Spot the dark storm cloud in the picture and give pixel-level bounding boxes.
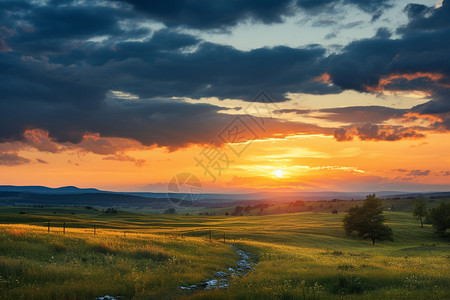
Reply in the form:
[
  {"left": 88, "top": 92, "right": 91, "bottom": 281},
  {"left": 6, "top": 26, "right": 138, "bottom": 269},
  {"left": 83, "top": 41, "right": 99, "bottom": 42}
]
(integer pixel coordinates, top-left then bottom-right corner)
[
  {"left": 1, "top": 77, "right": 332, "bottom": 148},
  {"left": 0, "top": 0, "right": 449, "bottom": 154},
  {"left": 0, "top": 30, "right": 336, "bottom": 113},
  {"left": 374, "top": 27, "right": 392, "bottom": 39},
  {"left": 327, "top": 0, "right": 450, "bottom": 131},
  {"left": 1, "top": 0, "right": 339, "bottom": 152},
  {"left": 120, "top": 0, "right": 295, "bottom": 30},
  {"left": 1, "top": 2, "right": 150, "bottom": 56},
  {"left": 295, "top": 0, "right": 392, "bottom": 14},
  {"left": 80, "top": 41, "right": 336, "bottom": 101},
  {"left": 401, "top": 1, "right": 450, "bottom": 31},
  {"left": 120, "top": 0, "right": 392, "bottom": 30},
  {"left": 328, "top": 1, "right": 450, "bottom": 94}
]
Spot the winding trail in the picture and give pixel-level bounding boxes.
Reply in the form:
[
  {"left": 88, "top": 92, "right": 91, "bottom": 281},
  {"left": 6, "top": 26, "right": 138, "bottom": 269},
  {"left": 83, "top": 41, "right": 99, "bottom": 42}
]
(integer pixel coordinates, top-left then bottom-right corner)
[{"left": 179, "top": 244, "right": 257, "bottom": 291}]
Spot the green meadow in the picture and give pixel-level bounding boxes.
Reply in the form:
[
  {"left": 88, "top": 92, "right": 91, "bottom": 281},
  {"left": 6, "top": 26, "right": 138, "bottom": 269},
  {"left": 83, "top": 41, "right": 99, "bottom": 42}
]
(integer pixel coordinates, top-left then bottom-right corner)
[{"left": 0, "top": 207, "right": 449, "bottom": 299}]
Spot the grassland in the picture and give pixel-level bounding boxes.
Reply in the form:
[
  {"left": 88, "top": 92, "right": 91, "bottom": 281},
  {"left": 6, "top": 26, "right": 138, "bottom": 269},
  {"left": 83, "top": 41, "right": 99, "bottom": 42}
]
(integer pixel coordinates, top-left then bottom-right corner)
[{"left": 0, "top": 206, "right": 449, "bottom": 299}]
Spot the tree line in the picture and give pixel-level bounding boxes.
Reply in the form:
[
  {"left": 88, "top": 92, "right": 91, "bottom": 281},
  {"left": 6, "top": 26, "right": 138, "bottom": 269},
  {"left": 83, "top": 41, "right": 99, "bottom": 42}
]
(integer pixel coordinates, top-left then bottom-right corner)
[
  {"left": 413, "top": 198, "right": 450, "bottom": 235},
  {"left": 343, "top": 194, "right": 449, "bottom": 245}
]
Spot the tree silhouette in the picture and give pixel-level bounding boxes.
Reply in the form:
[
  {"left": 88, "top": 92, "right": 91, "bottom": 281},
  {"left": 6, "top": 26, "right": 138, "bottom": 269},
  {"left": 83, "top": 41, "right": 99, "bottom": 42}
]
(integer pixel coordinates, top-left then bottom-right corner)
[
  {"left": 343, "top": 194, "right": 393, "bottom": 245},
  {"left": 413, "top": 198, "right": 427, "bottom": 228}
]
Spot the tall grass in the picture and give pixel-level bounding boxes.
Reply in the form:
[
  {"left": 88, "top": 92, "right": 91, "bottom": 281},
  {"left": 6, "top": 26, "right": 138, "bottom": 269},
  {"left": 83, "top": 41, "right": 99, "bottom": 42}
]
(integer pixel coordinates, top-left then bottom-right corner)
[{"left": 0, "top": 208, "right": 449, "bottom": 299}]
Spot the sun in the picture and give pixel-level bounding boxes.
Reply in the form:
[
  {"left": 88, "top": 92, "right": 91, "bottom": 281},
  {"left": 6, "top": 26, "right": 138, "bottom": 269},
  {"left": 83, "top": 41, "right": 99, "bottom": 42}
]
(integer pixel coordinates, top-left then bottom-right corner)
[{"left": 273, "top": 169, "right": 284, "bottom": 178}]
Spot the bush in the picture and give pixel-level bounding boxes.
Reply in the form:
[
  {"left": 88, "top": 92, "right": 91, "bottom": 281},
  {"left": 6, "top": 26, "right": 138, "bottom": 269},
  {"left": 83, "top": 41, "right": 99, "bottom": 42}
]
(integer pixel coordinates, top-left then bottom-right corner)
[{"left": 331, "top": 275, "right": 373, "bottom": 294}]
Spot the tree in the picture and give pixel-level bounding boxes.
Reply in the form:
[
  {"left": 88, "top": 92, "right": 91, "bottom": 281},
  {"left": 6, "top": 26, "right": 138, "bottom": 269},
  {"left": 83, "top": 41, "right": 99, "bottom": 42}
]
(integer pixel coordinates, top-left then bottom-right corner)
[
  {"left": 165, "top": 208, "right": 176, "bottom": 214},
  {"left": 428, "top": 201, "right": 450, "bottom": 236},
  {"left": 343, "top": 194, "right": 393, "bottom": 245},
  {"left": 413, "top": 199, "right": 427, "bottom": 228}
]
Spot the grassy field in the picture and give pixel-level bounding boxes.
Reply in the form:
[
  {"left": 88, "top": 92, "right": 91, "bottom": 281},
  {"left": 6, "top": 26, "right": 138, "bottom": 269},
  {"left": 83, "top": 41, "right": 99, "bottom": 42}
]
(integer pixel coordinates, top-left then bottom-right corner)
[{"left": 0, "top": 206, "right": 449, "bottom": 299}]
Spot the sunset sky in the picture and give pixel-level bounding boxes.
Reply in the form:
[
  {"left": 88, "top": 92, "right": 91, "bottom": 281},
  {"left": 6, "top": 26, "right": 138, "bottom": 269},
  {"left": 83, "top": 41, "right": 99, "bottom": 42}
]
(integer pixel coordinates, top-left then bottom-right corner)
[{"left": 1, "top": 0, "right": 449, "bottom": 193}]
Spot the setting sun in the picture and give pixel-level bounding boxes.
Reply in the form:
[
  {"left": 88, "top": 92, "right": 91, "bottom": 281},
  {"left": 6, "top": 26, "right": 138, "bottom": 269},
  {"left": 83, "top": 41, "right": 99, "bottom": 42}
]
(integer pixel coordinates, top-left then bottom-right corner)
[{"left": 274, "top": 169, "right": 284, "bottom": 178}]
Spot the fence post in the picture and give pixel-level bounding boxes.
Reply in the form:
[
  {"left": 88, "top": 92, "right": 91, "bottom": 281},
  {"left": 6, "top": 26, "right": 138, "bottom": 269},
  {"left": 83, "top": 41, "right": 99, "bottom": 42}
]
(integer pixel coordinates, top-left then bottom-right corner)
[
  {"left": 63, "top": 222, "right": 65, "bottom": 235},
  {"left": 47, "top": 221, "right": 50, "bottom": 233}
]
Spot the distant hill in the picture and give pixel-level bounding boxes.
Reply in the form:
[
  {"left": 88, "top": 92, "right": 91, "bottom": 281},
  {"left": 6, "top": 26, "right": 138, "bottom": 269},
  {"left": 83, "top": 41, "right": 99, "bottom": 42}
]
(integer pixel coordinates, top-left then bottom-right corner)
[
  {"left": 0, "top": 191, "right": 169, "bottom": 209},
  {"left": 0, "top": 185, "right": 103, "bottom": 194},
  {"left": 382, "top": 192, "right": 450, "bottom": 199},
  {"left": 0, "top": 185, "right": 448, "bottom": 209}
]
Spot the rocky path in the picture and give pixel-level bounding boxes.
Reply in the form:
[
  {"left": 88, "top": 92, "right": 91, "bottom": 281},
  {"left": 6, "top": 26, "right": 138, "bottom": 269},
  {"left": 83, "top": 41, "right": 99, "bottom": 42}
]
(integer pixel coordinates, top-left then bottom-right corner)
[{"left": 179, "top": 244, "right": 257, "bottom": 291}]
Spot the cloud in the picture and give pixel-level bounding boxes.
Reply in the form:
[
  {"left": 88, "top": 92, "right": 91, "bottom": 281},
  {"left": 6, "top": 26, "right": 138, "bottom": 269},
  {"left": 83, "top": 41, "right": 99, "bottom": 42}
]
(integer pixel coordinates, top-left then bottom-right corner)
[
  {"left": 356, "top": 123, "right": 425, "bottom": 141},
  {"left": 401, "top": 1, "right": 450, "bottom": 32},
  {"left": 275, "top": 105, "right": 407, "bottom": 124},
  {"left": 407, "top": 169, "right": 430, "bottom": 176},
  {"left": 2, "top": 2, "right": 149, "bottom": 55},
  {"left": 327, "top": 0, "right": 450, "bottom": 125},
  {"left": 274, "top": 109, "right": 312, "bottom": 115},
  {"left": 391, "top": 168, "right": 432, "bottom": 181},
  {"left": 392, "top": 168, "right": 408, "bottom": 172},
  {"left": 0, "top": 152, "right": 30, "bottom": 166},
  {"left": 0, "top": 0, "right": 448, "bottom": 154},
  {"left": 75, "top": 134, "right": 143, "bottom": 155},
  {"left": 321, "top": 0, "right": 450, "bottom": 137},
  {"left": 24, "top": 129, "right": 61, "bottom": 153},
  {"left": 333, "top": 123, "right": 426, "bottom": 142},
  {"left": 36, "top": 158, "right": 48, "bottom": 164},
  {"left": 319, "top": 106, "right": 407, "bottom": 123},
  {"left": 0, "top": 16, "right": 339, "bottom": 150},
  {"left": 374, "top": 27, "right": 392, "bottom": 39},
  {"left": 334, "top": 128, "right": 354, "bottom": 141},
  {"left": 295, "top": 0, "right": 392, "bottom": 16},
  {"left": 120, "top": 0, "right": 392, "bottom": 30},
  {"left": 103, "top": 153, "right": 146, "bottom": 167}
]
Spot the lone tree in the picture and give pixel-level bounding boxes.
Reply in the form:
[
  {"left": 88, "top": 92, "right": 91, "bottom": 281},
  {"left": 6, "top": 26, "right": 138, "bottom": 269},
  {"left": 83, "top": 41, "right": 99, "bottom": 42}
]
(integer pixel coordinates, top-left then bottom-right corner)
[
  {"left": 413, "top": 198, "right": 427, "bottom": 228},
  {"left": 428, "top": 201, "right": 450, "bottom": 236},
  {"left": 343, "top": 194, "right": 393, "bottom": 245}
]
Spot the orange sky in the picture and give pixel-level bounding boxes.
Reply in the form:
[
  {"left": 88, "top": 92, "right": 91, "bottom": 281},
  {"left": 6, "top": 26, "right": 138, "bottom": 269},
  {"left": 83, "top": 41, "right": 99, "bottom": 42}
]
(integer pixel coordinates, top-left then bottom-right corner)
[{"left": 1, "top": 91, "right": 449, "bottom": 193}]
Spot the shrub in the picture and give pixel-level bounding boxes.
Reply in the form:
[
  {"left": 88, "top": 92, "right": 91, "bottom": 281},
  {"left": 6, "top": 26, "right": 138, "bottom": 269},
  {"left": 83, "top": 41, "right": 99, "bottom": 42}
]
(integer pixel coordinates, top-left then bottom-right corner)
[{"left": 331, "top": 275, "right": 372, "bottom": 294}]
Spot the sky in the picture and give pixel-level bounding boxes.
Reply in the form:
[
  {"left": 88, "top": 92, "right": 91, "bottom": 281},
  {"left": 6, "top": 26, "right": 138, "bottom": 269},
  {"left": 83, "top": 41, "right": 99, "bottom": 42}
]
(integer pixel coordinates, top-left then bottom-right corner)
[{"left": 0, "top": 0, "right": 449, "bottom": 193}]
